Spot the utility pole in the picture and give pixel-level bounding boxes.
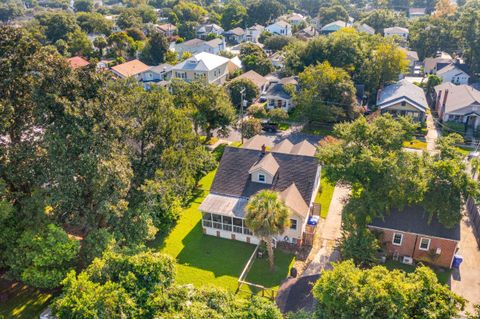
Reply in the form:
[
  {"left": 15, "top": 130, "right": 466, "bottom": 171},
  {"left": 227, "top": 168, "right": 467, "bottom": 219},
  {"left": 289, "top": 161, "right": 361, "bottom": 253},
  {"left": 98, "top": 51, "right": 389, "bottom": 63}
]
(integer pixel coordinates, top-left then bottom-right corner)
[{"left": 239, "top": 87, "right": 246, "bottom": 144}]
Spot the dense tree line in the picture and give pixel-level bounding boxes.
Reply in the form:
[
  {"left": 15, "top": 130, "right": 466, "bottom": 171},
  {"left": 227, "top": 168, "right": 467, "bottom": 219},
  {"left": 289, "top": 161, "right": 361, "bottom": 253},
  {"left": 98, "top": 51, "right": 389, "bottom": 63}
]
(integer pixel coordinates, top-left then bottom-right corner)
[{"left": 0, "top": 26, "right": 216, "bottom": 289}]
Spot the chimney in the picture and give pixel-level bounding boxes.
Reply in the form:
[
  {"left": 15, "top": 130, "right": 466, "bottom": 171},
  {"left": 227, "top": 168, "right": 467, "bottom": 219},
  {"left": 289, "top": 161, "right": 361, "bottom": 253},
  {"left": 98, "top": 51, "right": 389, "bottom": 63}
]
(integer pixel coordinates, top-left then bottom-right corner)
[
  {"left": 436, "top": 90, "right": 442, "bottom": 113},
  {"left": 261, "top": 144, "right": 266, "bottom": 154},
  {"left": 441, "top": 89, "right": 449, "bottom": 118}
]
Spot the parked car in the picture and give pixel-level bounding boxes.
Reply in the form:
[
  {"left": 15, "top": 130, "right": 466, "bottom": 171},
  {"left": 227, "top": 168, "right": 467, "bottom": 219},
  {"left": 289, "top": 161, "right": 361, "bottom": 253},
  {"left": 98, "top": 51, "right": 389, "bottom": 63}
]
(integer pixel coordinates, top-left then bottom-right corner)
[{"left": 261, "top": 122, "right": 278, "bottom": 133}]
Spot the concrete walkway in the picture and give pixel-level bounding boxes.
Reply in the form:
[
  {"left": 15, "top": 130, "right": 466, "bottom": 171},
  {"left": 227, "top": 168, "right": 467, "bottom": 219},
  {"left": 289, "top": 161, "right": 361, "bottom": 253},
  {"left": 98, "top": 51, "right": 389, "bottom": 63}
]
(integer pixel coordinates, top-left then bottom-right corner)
[
  {"left": 451, "top": 213, "right": 480, "bottom": 314},
  {"left": 426, "top": 112, "right": 441, "bottom": 154},
  {"left": 301, "top": 185, "right": 349, "bottom": 277}
]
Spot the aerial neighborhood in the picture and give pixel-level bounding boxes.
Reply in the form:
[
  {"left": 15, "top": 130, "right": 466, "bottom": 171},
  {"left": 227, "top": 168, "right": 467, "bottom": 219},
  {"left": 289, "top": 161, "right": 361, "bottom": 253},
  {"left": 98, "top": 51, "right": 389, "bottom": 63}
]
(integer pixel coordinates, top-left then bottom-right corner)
[{"left": 2, "top": 0, "right": 480, "bottom": 318}]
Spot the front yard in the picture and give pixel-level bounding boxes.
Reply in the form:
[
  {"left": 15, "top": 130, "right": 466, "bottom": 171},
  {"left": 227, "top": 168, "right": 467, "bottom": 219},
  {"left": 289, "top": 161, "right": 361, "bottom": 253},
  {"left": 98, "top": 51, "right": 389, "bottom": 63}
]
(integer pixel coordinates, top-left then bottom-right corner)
[
  {"left": 150, "top": 169, "right": 295, "bottom": 293},
  {"left": 384, "top": 260, "right": 451, "bottom": 285}
]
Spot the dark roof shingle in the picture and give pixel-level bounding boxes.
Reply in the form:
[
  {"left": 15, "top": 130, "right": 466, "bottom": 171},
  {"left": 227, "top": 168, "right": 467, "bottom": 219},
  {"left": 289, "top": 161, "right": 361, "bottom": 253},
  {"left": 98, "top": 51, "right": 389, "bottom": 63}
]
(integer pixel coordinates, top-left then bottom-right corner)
[
  {"left": 369, "top": 205, "right": 460, "bottom": 241},
  {"left": 210, "top": 147, "right": 319, "bottom": 203}
]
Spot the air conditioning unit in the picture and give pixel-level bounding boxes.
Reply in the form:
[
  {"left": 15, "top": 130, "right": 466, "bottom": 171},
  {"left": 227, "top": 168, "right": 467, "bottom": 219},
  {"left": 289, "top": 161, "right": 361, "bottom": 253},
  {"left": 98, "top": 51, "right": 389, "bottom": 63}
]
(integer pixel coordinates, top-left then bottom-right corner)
[
  {"left": 436, "top": 248, "right": 442, "bottom": 255},
  {"left": 402, "top": 256, "right": 414, "bottom": 265},
  {"left": 283, "top": 236, "right": 290, "bottom": 243}
]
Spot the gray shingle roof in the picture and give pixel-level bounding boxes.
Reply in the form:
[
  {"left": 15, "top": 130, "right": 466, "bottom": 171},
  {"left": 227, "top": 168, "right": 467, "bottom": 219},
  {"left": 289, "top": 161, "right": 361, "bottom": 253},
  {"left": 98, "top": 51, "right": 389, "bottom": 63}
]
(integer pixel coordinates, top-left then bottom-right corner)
[
  {"left": 377, "top": 79, "right": 428, "bottom": 112},
  {"left": 369, "top": 205, "right": 460, "bottom": 241},
  {"left": 210, "top": 147, "right": 319, "bottom": 203}
]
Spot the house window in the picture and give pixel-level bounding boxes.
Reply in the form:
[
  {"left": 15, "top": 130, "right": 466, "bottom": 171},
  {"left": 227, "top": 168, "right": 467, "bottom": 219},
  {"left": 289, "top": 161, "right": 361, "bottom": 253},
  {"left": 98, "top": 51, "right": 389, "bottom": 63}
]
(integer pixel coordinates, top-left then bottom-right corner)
[
  {"left": 419, "top": 237, "right": 431, "bottom": 251},
  {"left": 392, "top": 233, "right": 403, "bottom": 246},
  {"left": 258, "top": 174, "right": 266, "bottom": 182},
  {"left": 290, "top": 219, "right": 297, "bottom": 230}
]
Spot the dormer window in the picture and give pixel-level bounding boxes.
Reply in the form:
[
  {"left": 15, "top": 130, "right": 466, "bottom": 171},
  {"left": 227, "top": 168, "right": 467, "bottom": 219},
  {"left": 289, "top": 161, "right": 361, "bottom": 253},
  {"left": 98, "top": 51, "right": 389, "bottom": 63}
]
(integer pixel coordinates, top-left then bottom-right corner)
[{"left": 259, "top": 174, "right": 266, "bottom": 182}]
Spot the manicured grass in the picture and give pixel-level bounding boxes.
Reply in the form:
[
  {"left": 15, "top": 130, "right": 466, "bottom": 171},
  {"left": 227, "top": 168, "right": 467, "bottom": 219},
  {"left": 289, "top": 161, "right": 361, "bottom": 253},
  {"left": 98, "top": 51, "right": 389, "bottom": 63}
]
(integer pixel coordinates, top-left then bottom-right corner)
[
  {"left": 315, "top": 176, "right": 336, "bottom": 218},
  {"left": 151, "top": 169, "right": 294, "bottom": 293},
  {"left": 456, "top": 146, "right": 473, "bottom": 156},
  {"left": 278, "top": 122, "right": 290, "bottom": 131},
  {"left": 403, "top": 139, "right": 428, "bottom": 150},
  {"left": 0, "top": 279, "right": 52, "bottom": 319},
  {"left": 246, "top": 250, "right": 295, "bottom": 289},
  {"left": 384, "top": 260, "right": 451, "bottom": 285},
  {"left": 230, "top": 141, "right": 243, "bottom": 147}
]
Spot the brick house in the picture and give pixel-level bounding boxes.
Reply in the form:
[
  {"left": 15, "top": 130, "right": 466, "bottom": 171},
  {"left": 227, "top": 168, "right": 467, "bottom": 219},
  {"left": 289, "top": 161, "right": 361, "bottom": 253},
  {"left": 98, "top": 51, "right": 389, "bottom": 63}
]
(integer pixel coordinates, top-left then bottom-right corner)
[{"left": 369, "top": 206, "right": 460, "bottom": 268}]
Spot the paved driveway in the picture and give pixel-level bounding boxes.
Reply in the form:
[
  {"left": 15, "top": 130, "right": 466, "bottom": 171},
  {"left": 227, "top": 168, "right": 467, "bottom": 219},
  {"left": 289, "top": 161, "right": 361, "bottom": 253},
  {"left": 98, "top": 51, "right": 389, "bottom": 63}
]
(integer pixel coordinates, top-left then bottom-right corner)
[{"left": 451, "top": 213, "right": 480, "bottom": 314}]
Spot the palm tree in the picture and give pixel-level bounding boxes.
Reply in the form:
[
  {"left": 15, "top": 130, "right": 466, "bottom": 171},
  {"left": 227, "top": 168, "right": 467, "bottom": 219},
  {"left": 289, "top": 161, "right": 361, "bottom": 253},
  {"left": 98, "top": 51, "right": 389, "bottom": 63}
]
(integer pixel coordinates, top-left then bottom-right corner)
[{"left": 245, "top": 190, "right": 290, "bottom": 270}]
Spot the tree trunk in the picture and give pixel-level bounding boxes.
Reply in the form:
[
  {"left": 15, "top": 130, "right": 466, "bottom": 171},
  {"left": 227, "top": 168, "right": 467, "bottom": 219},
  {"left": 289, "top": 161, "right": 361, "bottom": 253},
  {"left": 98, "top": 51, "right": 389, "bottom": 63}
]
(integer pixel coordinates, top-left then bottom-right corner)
[
  {"left": 265, "top": 237, "right": 275, "bottom": 271},
  {"left": 205, "top": 128, "right": 213, "bottom": 143}
]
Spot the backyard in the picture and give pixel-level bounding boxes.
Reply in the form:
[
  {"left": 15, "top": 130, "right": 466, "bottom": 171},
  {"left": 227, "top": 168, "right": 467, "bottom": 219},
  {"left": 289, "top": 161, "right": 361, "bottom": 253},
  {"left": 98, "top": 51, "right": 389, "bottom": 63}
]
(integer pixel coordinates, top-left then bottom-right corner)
[
  {"left": 0, "top": 279, "right": 51, "bottom": 319},
  {"left": 150, "top": 168, "right": 295, "bottom": 293},
  {"left": 384, "top": 260, "right": 451, "bottom": 285}
]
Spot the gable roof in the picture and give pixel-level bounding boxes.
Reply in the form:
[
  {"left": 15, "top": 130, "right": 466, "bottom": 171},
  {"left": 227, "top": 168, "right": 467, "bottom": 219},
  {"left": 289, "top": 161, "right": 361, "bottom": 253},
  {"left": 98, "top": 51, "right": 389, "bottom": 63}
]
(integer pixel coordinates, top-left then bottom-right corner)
[
  {"left": 111, "top": 59, "right": 150, "bottom": 77},
  {"left": 248, "top": 153, "right": 280, "bottom": 176},
  {"left": 436, "top": 63, "right": 470, "bottom": 77},
  {"left": 242, "top": 135, "right": 273, "bottom": 150},
  {"left": 321, "top": 20, "right": 347, "bottom": 31},
  {"left": 268, "top": 20, "right": 291, "bottom": 28},
  {"left": 158, "top": 23, "right": 177, "bottom": 32},
  {"left": 384, "top": 26, "right": 409, "bottom": 34},
  {"left": 225, "top": 27, "right": 245, "bottom": 36},
  {"left": 248, "top": 24, "right": 265, "bottom": 31},
  {"left": 210, "top": 147, "right": 319, "bottom": 203},
  {"left": 291, "top": 140, "right": 317, "bottom": 156},
  {"left": 172, "top": 52, "right": 230, "bottom": 72},
  {"left": 197, "top": 23, "right": 224, "bottom": 34},
  {"left": 205, "top": 38, "right": 224, "bottom": 47},
  {"left": 369, "top": 205, "right": 460, "bottom": 241},
  {"left": 67, "top": 56, "right": 89, "bottom": 69},
  {"left": 180, "top": 38, "right": 205, "bottom": 47},
  {"left": 434, "top": 82, "right": 480, "bottom": 114},
  {"left": 148, "top": 63, "right": 173, "bottom": 74},
  {"left": 280, "top": 183, "right": 310, "bottom": 218},
  {"left": 377, "top": 79, "right": 428, "bottom": 112},
  {"left": 271, "top": 139, "right": 294, "bottom": 154},
  {"left": 356, "top": 23, "right": 375, "bottom": 34},
  {"left": 236, "top": 70, "right": 269, "bottom": 89}
]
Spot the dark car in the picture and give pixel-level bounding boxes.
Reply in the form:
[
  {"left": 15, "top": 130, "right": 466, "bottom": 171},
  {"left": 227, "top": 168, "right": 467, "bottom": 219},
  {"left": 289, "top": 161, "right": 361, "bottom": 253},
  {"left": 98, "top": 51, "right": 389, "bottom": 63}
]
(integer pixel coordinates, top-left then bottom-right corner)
[{"left": 261, "top": 122, "right": 278, "bottom": 133}]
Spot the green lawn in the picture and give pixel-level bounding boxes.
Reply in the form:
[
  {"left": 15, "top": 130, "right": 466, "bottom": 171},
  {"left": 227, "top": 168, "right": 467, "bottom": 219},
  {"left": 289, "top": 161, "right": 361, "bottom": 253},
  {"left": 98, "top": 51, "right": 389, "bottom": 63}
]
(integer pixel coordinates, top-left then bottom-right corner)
[
  {"left": 246, "top": 250, "right": 295, "bottom": 289},
  {"left": 384, "top": 261, "right": 451, "bottom": 285},
  {"left": 403, "top": 140, "right": 428, "bottom": 150},
  {"left": 315, "top": 176, "right": 336, "bottom": 218},
  {"left": 278, "top": 122, "right": 290, "bottom": 131},
  {"left": 151, "top": 169, "right": 294, "bottom": 293},
  {"left": 0, "top": 279, "right": 52, "bottom": 319}
]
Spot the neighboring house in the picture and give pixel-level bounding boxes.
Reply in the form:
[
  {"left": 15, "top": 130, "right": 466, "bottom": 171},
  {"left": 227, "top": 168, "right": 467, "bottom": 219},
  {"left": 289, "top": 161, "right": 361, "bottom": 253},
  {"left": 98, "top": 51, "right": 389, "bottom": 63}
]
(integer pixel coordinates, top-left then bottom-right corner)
[
  {"left": 223, "top": 27, "right": 245, "bottom": 44},
  {"left": 138, "top": 63, "right": 173, "bottom": 82},
  {"left": 67, "top": 56, "right": 89, "bottom": 69},
  {"left": 369, "top": 205, "right": 460, "bottom": 269},
  {"left": 265, "top": 76, "right": 298, "bottom": 111},
  {"left": 296, "top": 26, "right": 317, "bottom": 39},
  {"left": 175, "top": 38, "right": 225, "bottom": 57},
  {"left": 376, "top": 79, "right": 428, "bottom": 122},
  {"left": 245, "top": 24, "right": 265, "bottom": 43},
  {"left": 271, "top": 139, "right": 317, "bottom": 156},
  {"left": 157, "top": 23, "right": 177, "bottom": 37},
  {"left": 278, "top": 13, "right": 306, "bottom": 26},
  {"left": 199, "top": 145, "right": 321, "bottom": 246},
  {"left": 434, "top": 82, "right": 480, "bottom": 129},
  {"left": 236, "top": 70, "right": 270, "bottom": 94},
  {"left": 320, "top": 20, "right": 349, "bottom": 34},
  {"left": 400, "top": 48, "right": 420, "bottom": 72},
  {"left": 170, "top": 52, "right": 239, "bottom": 85},
  {"left": 356, "top": 23, "right": 375, "bottom": 35},
  {"left": 424, "top": 51, "right": 453, "bottom": 74},
  {"left": 269, "top": 51, "right": 285, "bottom": 69},
  {"left": 436, "top": 63, "right": 470, "bottom": 85},
  {"left": 266, "top": 20, "right": 292, "bottom": 36},
  {"left": 111, "top": 59, "right": 150, "bottom": 80},
  {"left": 196, "top": 23, "right": 224, "bottom": 39},
  {"left": 384, "top": 27, "right": 409, "bottom": 41},
  {"left": 408, "top": 8, "right": 426, "bottom": 19}
]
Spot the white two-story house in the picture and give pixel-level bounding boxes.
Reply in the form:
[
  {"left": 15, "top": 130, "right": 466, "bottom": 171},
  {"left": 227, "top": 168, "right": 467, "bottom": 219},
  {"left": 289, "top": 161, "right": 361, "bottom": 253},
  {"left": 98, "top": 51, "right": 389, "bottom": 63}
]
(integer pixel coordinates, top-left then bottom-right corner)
[
  {"left": 199, "top": 142, "right": 320, "bottom": 246},
  {"left": 170, "top": 52, "right": 240, "bottom": 85},
  {"left": 266, "top": 20, "right": 292, "bottom": 36}
]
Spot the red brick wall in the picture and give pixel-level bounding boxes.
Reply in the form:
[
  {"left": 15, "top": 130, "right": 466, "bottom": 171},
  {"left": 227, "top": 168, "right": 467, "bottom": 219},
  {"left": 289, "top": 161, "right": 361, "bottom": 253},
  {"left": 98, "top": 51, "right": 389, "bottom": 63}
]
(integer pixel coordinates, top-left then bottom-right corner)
[{"left": 372, "top": 228, "right": 458, "bottom": 268}]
